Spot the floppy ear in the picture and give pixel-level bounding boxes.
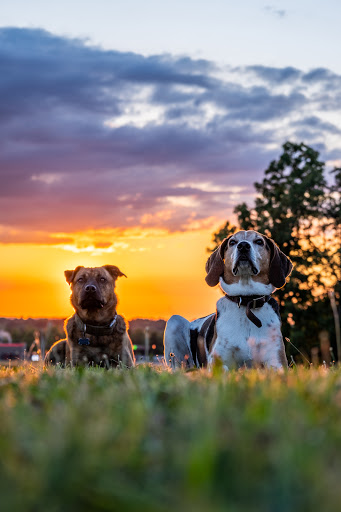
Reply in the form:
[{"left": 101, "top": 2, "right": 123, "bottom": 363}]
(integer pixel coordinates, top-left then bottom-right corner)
[
  {"left": 205, "top": 236, "right": 232, "bottom": 287},
  {"left": 64, "top": 266, "right": 84, "bottom": 285},
  {"left": 264, "top": 236, "right": 293, "bottom": 289},
  {"left": 103, "top": 265, "right": 127, "bottom": 280}
]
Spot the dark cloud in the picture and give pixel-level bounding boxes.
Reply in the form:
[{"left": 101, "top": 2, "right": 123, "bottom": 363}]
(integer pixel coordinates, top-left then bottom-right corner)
[
  {"left": 213, "top": 86, "right": 306, "bottom": 121},
  {"left": 0, "top": 27, "right": 340, "bottom": 242},
  {"left": 293, "top": 116, "right": 341, "bottom": 135},
  {"left": 302, "top": 68, "right": 337, "bottom": 82},
  {"left": 245, "top": 65, "right": 301, "bottom": 83}
]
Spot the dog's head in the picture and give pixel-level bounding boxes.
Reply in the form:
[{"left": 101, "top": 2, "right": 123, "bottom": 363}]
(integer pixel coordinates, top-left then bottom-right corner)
[
  {"left": 64, "top": 265, "right": 126, "bottom": 320},
  {"left": 205, "top": 230, "right": 292, "bottom": 292}
]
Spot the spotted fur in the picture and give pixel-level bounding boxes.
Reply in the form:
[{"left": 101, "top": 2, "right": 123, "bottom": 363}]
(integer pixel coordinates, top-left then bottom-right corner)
[{"left": 164, "top": 230, "right": 292, "bottom": 370}]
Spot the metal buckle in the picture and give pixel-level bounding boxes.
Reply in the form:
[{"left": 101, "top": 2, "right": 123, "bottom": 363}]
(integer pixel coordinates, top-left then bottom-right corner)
[
  {"left": 109, "top": 314, "right": 117, "bottom": 328},
  {"left": 252, "top": 296, "right": 265, "bottom": 309}
]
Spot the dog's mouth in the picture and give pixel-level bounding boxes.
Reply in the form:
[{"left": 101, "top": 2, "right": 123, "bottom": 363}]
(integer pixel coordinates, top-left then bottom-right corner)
[
  {"left": 79, "top": 297, "right": 106, "bottom": 310},
  {"left": 233, "top": 256, "right": 259, "bottom": 276}
]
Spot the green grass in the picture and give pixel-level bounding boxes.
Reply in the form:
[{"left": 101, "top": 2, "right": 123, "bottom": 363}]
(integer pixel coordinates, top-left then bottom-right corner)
[{"left": 1, "top": 364, "right": 341, "bottom": 511}]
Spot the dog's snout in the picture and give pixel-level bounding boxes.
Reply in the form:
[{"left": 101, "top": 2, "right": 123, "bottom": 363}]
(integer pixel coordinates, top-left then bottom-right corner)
[
  {"left": 237, "top": 241, "right": 251, "bottom": 253},
  {"left": 85, "top": 284, "right": 97, "bottom": 293}
]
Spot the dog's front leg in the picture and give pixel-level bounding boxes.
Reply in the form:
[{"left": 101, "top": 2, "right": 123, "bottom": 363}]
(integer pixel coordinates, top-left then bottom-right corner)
[
  {"left": 207, "top": 356, "right": 229, "bottom": 372},
  {"left": 207, "top": 339, "right": 229, "bottom": 371},
  {"left": 262, "top": 337, "right": 288, "bottom": 370}
]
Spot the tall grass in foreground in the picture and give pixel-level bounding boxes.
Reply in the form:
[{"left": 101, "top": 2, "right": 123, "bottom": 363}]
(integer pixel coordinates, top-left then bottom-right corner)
[{"left": 1, "top": 364, "right": 341, "bottom": 511}]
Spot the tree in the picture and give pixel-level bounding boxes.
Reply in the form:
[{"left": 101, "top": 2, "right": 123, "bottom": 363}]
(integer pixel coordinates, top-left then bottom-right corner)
[
  {"left": 325, "top": 167, "right": 341, "bottom": 290},
  {"left": 210, "top": 142, "right": 340, "bottom": 361},
  {"left": 208, "top": 221, "right": 237, "bottom": 252},
  {"left": 45, "top": 324, "right": 64, "bottom": 351}
]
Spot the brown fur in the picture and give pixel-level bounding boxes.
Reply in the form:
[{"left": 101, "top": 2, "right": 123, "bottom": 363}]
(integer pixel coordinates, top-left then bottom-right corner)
[
  {"left": 196, "top": 315, "right": 217, "bottom": 367},
  {"left": 222, "top": 231, "right": 271, "bottom": 284},
  {"left": 45, "top": 338, "right": 69, "bottom": 366},
  {"left": 278, "top": 346, "right": 288, "bottom": 367},
  {"left": 44, "top": 265, "right": 135, "bottom": 368}
]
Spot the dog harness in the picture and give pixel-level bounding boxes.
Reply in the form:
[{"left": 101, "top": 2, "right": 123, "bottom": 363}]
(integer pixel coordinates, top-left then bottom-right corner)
[{"left": 76, "top": 313, "right": 118, "bottom": 345}]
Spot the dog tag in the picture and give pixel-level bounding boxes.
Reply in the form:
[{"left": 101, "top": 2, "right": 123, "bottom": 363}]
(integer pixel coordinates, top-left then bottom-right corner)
[{"left": 78, "top": 337, "right": 90, "bottom": 346}]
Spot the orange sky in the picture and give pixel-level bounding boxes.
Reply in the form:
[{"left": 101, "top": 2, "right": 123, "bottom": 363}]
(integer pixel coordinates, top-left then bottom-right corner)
[
  {"left": 0, "top": 227, "right": 223, "bottom": 321},
  {"left": 4, "top": 27, "right": 340, "bottom": 324}
]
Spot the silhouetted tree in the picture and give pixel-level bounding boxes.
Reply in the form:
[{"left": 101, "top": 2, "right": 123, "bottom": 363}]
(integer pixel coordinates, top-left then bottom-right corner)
[{"left": 208, "top": 221, "right": 237, "bottom": 252}]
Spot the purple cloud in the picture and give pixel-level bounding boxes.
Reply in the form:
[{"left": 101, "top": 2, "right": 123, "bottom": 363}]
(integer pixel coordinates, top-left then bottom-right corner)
[{"left": 0, "top": 28, "right": 340, "bottom": 243}]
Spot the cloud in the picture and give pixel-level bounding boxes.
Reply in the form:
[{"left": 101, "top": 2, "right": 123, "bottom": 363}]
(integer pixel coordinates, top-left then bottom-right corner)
[
  {"left": 293, "top": 116, "right": 341, "bottom": 135},
  {"left": 0, "top": 27, "right": 340, "bottom": 244},
  {"left": 245, "top": 65, "right": 301, "bottom": 84},
  {"left": 302, "top": 68, "right": 338, "bottom": 83}
]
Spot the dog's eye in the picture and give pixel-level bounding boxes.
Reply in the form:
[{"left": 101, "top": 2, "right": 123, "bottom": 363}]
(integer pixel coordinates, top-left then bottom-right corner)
[
  {"left": 255, "top": 239, "right": 264, "bottom": 246},
  {"left": 229, "top": 239, "right": 237, "bottom": 246},
  {"left": 100, "top": 277, "right": 107, "bottom": 283},
  {"left": 77, "top": 277, "right": 84, "bottom": 283}
]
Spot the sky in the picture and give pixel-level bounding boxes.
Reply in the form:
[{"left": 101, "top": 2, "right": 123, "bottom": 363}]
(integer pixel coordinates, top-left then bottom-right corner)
[{"left": 0, "top": 1, "right": 341, "bottom": 320}]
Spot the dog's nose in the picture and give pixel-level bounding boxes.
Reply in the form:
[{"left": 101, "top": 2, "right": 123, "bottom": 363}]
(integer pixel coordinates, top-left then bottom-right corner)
[
  {"left": 85, "top": 284, "right": 97, "bottom": 293},
  {"left": 237, "top": 241, "right": 251, "bottom": 253}
]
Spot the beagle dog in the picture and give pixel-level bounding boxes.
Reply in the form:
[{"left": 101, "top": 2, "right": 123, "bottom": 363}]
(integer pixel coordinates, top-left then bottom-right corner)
[{"left": 164, "top": 230, "right": 292, "bottom": 370}]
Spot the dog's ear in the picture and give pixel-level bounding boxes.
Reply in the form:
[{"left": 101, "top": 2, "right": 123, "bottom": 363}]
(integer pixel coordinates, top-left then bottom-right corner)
[
  {"left": 64, "top": 266, "right": 84, "bottom": 285},
  {"left": 103, "top": 265, "right": 127, "bottom": 280},
  {"left": 205, "top": 236, "right": 232, "bottom": 287},
  {"left": 264, "top": 236, "right": 293, "bottom": 289}
]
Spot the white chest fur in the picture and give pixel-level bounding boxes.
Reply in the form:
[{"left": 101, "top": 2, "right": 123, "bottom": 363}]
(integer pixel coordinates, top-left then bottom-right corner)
[{"left": 208, "top": 296, "right": 284, "bottom": 369}]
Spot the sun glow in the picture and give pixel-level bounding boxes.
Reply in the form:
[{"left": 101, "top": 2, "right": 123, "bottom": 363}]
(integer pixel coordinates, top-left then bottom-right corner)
[{"left": 0, "top": 227, "right": 222, "bottom": 321}]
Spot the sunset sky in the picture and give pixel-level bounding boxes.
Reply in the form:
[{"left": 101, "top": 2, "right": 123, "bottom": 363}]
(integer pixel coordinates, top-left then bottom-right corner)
[{"left": 1, "top": 1, "right": 341, "bottom": 320}]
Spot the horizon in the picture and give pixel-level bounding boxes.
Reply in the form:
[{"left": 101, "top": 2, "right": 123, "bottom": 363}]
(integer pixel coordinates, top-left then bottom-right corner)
[{"left": 0, "top": 314, "right": 168, "bottom": 323}]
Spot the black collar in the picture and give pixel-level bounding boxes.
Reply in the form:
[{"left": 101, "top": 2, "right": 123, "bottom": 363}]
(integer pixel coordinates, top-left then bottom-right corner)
[
  {"left": 76, "top": 313, "right": 118, "bottom": 337},
  {"left": 224, "top": 295, "right": 271, "bottom": 328}
]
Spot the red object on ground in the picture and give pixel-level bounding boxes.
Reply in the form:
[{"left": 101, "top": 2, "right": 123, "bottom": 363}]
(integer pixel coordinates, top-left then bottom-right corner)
[{"left": 0, "top": 343, "right": 25, "bottom": 347}]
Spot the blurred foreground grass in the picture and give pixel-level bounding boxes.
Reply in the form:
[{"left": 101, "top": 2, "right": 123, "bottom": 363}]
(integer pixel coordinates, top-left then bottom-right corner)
[{"left": 1, "top": 364, "right": 341, "bottom": 511}]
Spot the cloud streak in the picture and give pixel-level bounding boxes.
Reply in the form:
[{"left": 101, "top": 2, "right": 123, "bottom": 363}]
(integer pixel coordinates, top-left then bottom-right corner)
[{"left": 1, "top": 28, "right": 341, "bottom": 245}]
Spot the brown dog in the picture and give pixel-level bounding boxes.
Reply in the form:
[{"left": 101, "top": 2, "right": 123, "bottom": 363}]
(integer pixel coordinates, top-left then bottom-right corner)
[{"left": 45, "top": 265, "right": 135, "bottom": 368}]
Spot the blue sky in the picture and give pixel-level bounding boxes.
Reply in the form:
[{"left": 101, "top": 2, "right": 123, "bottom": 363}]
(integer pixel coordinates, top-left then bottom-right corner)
[
  {"left": 2, "top": 0, "right": 341, "bottom": 72},
  {"left": 1, "top": 1, "right": 341, "bottom": 244}
]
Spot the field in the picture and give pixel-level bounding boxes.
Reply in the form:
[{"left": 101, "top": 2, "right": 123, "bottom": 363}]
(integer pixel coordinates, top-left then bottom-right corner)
[{"left": 1, "top": 364, "right": 341, "bottom": 511}]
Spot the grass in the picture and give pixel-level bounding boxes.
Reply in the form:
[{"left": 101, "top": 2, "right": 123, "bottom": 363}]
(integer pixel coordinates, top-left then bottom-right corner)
[{"left": 1, "top": 363, "right": 341, "bottom": 511}]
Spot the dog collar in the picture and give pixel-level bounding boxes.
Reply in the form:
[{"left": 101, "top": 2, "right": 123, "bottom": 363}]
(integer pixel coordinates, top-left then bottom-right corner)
[
  {"left": 224, "top": 295, "right": 271, "bottom": 328},
  {"left": 76, "top": 313, "right": 118, "bottom": 345}
]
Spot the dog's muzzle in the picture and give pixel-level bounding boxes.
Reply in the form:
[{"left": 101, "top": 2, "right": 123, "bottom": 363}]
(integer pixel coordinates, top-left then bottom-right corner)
[
  {"left": 80, "top": 286, "right": 105, "bottom": 309},
  {"left": 233, "top": 242, "right": 258, "bottom": 275}
]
